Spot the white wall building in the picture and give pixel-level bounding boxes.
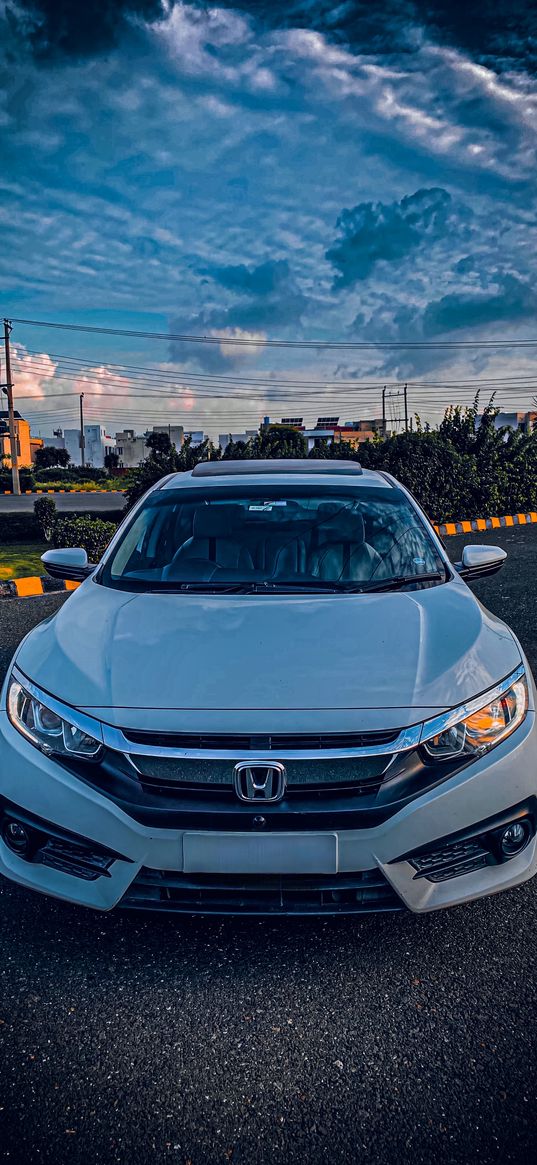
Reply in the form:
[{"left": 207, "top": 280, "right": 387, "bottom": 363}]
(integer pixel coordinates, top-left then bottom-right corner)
[
  {"left": 63, "top": 425, "right": 114, "bottom": 468},
  {"left": 219, "top": 430, "right": 258, "bottom": 451},
  {"left": 115, "top": 429, "right": 148, "bottom": 468}
]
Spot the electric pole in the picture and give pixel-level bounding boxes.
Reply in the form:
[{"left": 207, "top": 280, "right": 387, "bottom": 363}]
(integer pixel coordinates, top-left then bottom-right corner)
[
  {"left": 2, "top": 318, "right": 21, "bottom": 495},
  {"left": 382, "top": 385, "right": 386, "bottom": 435},
  {"left": 79, "top": 393, "right": 85, "bottom": 467},
  {"left": 404, "top": 383, "right": 409, "bottom": 433}
]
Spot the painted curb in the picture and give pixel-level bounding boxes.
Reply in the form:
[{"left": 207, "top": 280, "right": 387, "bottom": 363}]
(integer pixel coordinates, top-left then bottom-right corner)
[
  {"left": 433, "top": 512, "right": 537, "bottom": 536},
  {"left": 0, "top": 576, "right": 80, "bottom": 598},
  {"left": 1, "top": 490, "right": 125, "bottom": 495}
]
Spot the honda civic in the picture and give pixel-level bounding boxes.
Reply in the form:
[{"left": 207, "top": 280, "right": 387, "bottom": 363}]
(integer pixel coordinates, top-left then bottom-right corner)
[{"left": 0, "top": 459, "right": 535, "bottom": 915}]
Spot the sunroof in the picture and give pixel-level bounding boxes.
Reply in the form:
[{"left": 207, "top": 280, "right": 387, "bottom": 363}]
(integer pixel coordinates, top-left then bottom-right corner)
[{"left": 191, "top": 459, "right": 363, "bottom": 477}]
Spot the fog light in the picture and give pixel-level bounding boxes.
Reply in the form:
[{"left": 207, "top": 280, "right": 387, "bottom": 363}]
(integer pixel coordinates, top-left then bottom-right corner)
[
  {"left": 500, "top": 821, "right": 531, "bottom": 857},
  {"left": 3, "top": 820, "right": 31, "bottom": 855}
]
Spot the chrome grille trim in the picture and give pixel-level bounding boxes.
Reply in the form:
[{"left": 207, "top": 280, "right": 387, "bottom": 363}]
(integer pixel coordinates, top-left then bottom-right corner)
[{"left": 102, "top": 722, "right": 422, "bottom": 760}]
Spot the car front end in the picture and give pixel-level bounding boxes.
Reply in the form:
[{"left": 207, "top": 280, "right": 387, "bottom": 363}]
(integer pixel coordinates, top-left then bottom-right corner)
[{"left": 1, "top": 645, "right": 536, "bottom": 916}]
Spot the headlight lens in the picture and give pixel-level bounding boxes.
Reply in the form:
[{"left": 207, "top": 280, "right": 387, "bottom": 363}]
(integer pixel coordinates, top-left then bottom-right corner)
[
  {"left": 7, "top": 678, "right": 102, "bottom": 759},
  {"left": 422, "top": 675, "right": 528, "bottom": 760}
]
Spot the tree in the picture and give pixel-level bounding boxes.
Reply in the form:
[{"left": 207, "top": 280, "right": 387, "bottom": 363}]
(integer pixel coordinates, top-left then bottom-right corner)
[
  {"left": 34, "top": 446, "right": 71, "bottom": 470},
  {"left": 104, "top": 449, "right": 120, "bottom": 472},
  {"left": 146, "top": 431, "right": 173, "bottom": 458},
  {"left": 249, "top": 425, "right": 307, "bottom": 459}
]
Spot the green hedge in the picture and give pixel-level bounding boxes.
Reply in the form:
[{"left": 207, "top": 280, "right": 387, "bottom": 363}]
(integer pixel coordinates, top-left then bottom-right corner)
[
  {"left": 0, "top": 513, "right": 41, "bottom": 543},
  {"left": 53, "top": 517, "right": 118, "bottom": 561},
  {"left": 0, "top": 508, "right": 125, "bottom": 544}
]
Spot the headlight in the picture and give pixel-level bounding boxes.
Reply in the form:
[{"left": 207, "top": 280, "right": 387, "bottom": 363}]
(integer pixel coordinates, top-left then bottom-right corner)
[
  {"left": 7, "top": 676, "right": 103, "bottom": 760},
  {"left": 422, "top": 670, "right": 528, "bottom": 761}
]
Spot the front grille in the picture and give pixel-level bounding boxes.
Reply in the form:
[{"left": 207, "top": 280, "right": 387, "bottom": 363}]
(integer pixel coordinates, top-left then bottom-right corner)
[
  {"left": 122, "top": 728, "right": 400, "bottom": 751},
  {"left": 120, "top": 867, "right": 403, "bottom": 914},
  {"left": 410, "top": 839, "right": 491, "bottom": 882},
  {"left": 130, "top": 755, "right": 390, "bottom": 797}
]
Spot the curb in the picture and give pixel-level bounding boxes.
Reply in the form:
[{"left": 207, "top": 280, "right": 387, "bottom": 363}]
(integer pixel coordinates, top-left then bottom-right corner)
[
  {"left": 1, "top": 490, "right": 125, "bottom": 495},
  {"left": 433, "top": 512, "right": 537, "bottom": 536},
  {"left": 0, "top": 576, "right": 80, "bottom": 599}
]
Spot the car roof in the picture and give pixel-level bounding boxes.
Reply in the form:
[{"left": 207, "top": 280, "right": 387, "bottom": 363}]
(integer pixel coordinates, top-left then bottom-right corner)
[{"left": 159, "top": 459, "right": 393, "bottom": 490}]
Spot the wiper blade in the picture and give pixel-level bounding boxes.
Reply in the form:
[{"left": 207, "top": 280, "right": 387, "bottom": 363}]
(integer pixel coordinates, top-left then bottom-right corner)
[{"left": 343, "top": 571, "right": 446, "bottom": 594}]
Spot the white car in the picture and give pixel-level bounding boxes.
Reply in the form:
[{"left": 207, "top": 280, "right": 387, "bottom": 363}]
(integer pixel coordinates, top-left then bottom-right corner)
[{"left": 0, "top": 459, "right": 535, "bottom": 915}]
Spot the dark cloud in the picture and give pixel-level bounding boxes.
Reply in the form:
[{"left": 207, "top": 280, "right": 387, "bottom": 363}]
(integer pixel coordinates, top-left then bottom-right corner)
[
  {"left": 4, "top": 0, "right": 165, "bottom": 59},
  {"left": 209, "top": 258, "right": 307, "bottom": 328},
  {"left": 169, "top": 259, "right": 308, "bottom": 370},
  {"left": 326, "top": 188, "right": 452, "bottom": 288},
  {"left": 422, "top": 273, "right": 537, "bottom": 335},
  {"left": 7, "top": 0, "right": 537, "bottom": 71},
  {"left": 196, "top": 1, "right": 537, "bottom": 74}
]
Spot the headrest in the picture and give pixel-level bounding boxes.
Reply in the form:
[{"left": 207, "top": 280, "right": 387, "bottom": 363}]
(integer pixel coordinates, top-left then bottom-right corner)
[
  {"left": 192, "top": 504, "right": 243, "bottom": 539},
  {"left": 317, "top": 508, "right": 365, "bottom": 545}
]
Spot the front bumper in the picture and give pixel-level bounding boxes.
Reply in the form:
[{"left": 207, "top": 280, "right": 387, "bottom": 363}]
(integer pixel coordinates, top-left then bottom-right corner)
[{"left": 1, "top": 703, "right": 537, "bottom": 915}]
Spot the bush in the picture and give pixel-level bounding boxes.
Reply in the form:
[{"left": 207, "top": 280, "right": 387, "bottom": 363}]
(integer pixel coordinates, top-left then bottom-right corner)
[
  {"left": 33, "top": 466, "right": 109, "bottom": 484},
  {"left": 34, "top": 496, "right": 57, "bottom": 542},
  {"left": 53, "top": 517, "right": 118, "bottom": 562},
  {"left": 0, "top": 468, "right": 35, "bottom": 492},
  {"left": 0, "top": 513, "right": 41, "bottom": 543}
]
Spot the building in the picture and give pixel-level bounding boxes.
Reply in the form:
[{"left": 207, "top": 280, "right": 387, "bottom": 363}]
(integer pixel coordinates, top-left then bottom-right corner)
[
  {"left": 479, "top": 411, "right": 537, "bottom": 433},
  {"left": 0, "top": 410, "right": 32, "bottom": 467},
  {"left": 29, "top": 436, "right": 44, "bottom": 462},
  {"left": 63, "top": 424, "right": 115, "bottom": 468},
  {"left": 265, "top": 416, "right": 387, "bottom": 452},
  {"left": 219, "top": 430, "right": 258, "bottom": 451},
  {"left": 184, "top": 430, "right": 207, "bottom": 447},
  {"left": 152, "top": 424, "right": 184, "bottom": 449},
  {"left": 115, "top": 429, "right": 148, "bottom": 469}
]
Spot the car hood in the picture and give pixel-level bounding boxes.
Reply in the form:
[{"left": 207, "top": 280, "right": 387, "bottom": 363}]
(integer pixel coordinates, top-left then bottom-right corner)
[{"left": 15, "top": 578, "right": 520, "bottom": 733}]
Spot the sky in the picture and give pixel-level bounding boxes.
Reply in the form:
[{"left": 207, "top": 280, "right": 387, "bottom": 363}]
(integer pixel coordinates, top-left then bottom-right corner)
[{"left": 2, "top": 1, "right": 537, "bottom": 439}]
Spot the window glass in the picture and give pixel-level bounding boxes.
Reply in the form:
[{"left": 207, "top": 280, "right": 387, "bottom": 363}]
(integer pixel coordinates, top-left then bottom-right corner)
[{"left": 99, "top": 486, "right": 444, "bottom": 591}]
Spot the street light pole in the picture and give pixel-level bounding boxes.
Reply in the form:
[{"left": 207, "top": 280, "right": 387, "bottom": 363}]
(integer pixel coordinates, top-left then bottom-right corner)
[
  {"left": 2, "top": 318, "right": 20, "bottom": 495},
  {"left": 79, "top": 393, "right": 85, "bottom": 468}
]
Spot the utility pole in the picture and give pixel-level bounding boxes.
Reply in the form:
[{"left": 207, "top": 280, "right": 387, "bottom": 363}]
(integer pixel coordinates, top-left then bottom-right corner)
[
  {"left": 382, "top": 385, "right": 386, "bottom": 434},
  {"left": 2, "top": 318, "right": 21, "bottom": 495},
  {"left": 79, "top": 393, "right": 85, "bottom": 468},
  {"left": 404, "top": 383, "right": 409, "bottom": 433}
]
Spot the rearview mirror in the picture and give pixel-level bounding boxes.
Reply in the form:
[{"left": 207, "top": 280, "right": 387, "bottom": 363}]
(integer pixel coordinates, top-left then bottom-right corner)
[
  {"left": 41, "top": 547, "right": 96, "bottom": 582},
  {"left": 456, "top": 544, "right": 507, "bottom": 582}
]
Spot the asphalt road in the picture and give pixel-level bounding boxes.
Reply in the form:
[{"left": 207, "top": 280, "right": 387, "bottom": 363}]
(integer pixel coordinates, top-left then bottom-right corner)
[
  {"left": 0, "top": 493, "right": 125, "bottom": 514},
  {"left": 0, "top": 526, "right": 536, "bottom": 1165}
]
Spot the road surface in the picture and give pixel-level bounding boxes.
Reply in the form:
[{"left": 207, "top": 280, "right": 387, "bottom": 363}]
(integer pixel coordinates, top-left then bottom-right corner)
[{"left": 0, "top": 492, "right": 125, "bottom": 514}]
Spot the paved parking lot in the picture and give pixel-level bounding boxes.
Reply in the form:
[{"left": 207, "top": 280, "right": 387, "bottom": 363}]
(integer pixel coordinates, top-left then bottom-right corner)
[{"left": 0, "top": 526, "right": 536, "bottom": 1164}]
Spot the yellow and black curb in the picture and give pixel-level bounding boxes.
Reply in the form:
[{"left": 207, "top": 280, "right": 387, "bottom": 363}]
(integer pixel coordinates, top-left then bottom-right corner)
[
  {"left": 0, "top": 489, "right": 125, "bottom": 495},
  {"left": 433, "top": 512, "right": 537, "bottom": 536},
  {"left": 0, "top": 577, "right": 80, "bottom": 599},
  {"left": 1, "top": 509, "right": 535, "bottom": 599}
]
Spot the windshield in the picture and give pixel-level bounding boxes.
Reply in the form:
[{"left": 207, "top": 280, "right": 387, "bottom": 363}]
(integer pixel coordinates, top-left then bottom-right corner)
[{"left": 99, "top": 485, "right": 446, "bottom": 592}]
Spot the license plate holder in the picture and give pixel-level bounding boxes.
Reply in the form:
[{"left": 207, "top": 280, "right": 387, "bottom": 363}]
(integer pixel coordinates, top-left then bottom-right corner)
[{"left": 182, "top": 832, "right": 338, "bottom": 875}]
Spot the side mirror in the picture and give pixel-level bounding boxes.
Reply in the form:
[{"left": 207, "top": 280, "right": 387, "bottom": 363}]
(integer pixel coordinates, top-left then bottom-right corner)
[
  {"left": 41, "top": 548, "right": 96, "bottom": 582},
  {"left": 456, "top": 544, "right": 507, "bottom": 582}
]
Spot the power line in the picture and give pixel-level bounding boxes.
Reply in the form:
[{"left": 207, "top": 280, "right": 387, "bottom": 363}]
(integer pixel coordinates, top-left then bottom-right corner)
[{"left": 9, "top": 316, "right": 537, "bottom": 350}]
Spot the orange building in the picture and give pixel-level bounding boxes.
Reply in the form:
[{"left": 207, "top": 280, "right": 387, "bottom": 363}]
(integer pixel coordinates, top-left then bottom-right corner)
[{"left": 0, "top": 410, "right": 33, "bottom": 467}]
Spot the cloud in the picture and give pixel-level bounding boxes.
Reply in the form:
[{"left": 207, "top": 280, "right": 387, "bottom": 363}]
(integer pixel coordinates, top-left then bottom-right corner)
[
  {"left": 11, "top": 344, "right": 57, "bottom": 398},
  {"left": 4, "top": 0, "right": 165, "bottom": 59},
  {"left": 422, "top": 273, "right": 537, "bottom": 335},
  {"left": 326, "top": 188, "right": 453, "bottom": 287},
  {"left": 168, "top": 259, "right": 308, "bottom": 370}
]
